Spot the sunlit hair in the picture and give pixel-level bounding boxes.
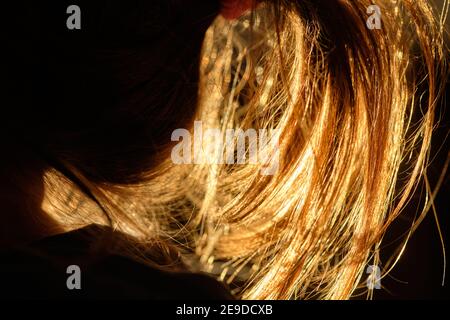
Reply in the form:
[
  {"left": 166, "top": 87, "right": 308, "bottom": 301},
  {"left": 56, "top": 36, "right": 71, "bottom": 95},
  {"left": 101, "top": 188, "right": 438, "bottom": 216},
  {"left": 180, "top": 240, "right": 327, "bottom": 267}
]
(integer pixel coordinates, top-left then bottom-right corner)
[{"left": 41, "top": 0, "right": 448, "bottom": 299}]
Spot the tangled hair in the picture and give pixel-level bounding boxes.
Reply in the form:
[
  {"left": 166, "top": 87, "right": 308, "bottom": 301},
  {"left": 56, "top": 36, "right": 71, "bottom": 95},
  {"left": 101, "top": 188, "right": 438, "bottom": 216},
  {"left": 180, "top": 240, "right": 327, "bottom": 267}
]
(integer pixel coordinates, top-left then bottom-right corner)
[{"left": 10, "top": 0, "right": 447, "bottom": 299}]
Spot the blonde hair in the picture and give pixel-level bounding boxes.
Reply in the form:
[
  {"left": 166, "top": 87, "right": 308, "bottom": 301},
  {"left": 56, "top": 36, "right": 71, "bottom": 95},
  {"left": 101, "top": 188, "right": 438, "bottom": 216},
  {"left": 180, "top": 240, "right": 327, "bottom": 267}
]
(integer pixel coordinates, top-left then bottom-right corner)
[{"left": 41, "top": 0, "right": 448, "bottom": 299}]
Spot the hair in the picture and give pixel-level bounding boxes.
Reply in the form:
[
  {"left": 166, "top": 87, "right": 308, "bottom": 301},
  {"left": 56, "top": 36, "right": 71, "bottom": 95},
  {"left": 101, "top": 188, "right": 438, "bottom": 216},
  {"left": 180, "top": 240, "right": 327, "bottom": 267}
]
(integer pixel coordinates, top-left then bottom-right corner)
[{"left": 4, "top": 0, "right": 448, "bottom": 299}]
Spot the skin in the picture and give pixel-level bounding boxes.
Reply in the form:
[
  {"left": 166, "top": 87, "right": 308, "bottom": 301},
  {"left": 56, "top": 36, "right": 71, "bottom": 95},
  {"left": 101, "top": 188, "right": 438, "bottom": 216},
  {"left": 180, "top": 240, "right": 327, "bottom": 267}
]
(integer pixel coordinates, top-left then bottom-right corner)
[
  {"left": 1, "top": 0, "right": 255, "bottom": 248},
  {"left": 220, "top": 0, "right": 255, "bottom": 19},
  {"left": 1, "top": 0, "right": 226, "bottom": 248},
  {"left": 0, "top": 144, "right": 61, "bottom": 249}
]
